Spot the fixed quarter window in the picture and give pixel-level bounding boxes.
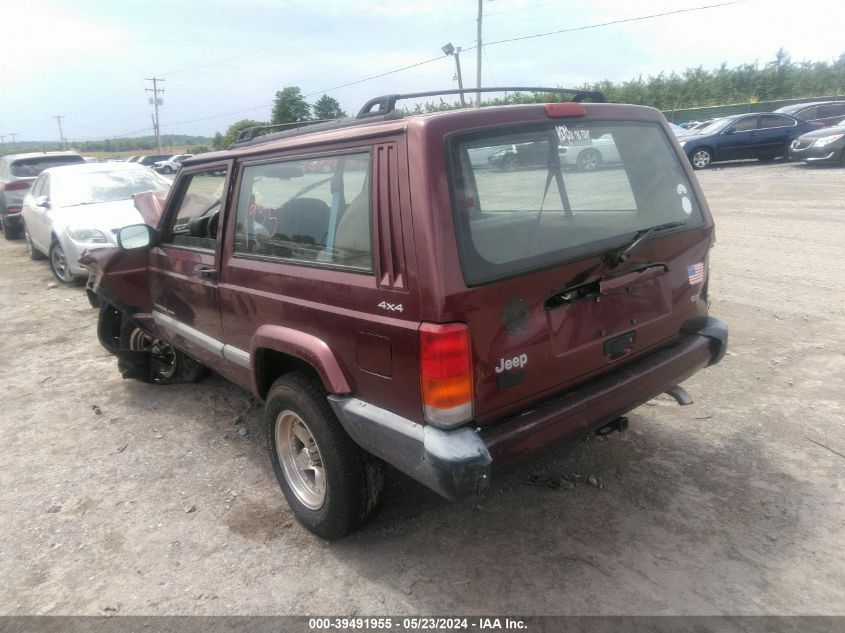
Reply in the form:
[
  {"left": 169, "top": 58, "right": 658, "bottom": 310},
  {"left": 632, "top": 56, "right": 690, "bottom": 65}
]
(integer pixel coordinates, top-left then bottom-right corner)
[{"left": 233, "top": 151, "right": 372, "bottom": 272}]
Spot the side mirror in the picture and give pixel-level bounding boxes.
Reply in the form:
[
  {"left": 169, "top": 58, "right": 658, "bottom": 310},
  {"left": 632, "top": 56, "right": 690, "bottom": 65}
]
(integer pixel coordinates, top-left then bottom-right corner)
[
  {"left": 117, "top": 224, "right": 154, "bottom": 250},
  {"left": 723, "top": 128, "right": 735, "bottom": 135},
  {"left": 35, "top": 195, "right": 50, "bottom": 209}
]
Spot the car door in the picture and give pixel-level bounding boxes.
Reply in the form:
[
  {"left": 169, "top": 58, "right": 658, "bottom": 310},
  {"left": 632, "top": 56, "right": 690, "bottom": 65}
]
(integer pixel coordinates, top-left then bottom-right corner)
[
  {"left": 757, "top": 114, "right": 797, "bottom": 155},
  {"left": 718, "top": 116, "right": 759, "bottom": 160},
  {"left": 27, "top": 174, "right": 53, "bottom": 252},
  {"left": 147, "top": 161, "right": 232, "bottom": 367}
]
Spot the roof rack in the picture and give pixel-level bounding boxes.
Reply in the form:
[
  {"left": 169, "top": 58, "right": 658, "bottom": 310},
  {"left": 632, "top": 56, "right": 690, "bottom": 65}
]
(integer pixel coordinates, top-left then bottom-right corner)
[
  {"left": 356, "top": 86, "right": 606, "bottom": 118},
  {"left": 226, "top": 110, "right": 404, "bottom": 150},
  {"left": 233, "top": 120, "right": 331, "bottom": 144},
  {"left": 227, "top": 87, "right": 606, "bottom": 150}
]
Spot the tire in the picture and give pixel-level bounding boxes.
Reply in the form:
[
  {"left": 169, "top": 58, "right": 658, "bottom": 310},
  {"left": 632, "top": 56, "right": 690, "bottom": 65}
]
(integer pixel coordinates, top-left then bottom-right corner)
[
  {"left": 24, "top": 224, "right": 45, "bottom": 260},
  {"left": 266, "top": 371, "right": 384, "bottom": 539},
  {"left": 690, "top": 148, "right": 712, "bottom": 170},
  {"left": 501, "top": 154, "right": 518, "bottom": 172},
  {"left": 2, "top": 218, "right": 21, "bottom": 240},
  {"left": 118, "top": 317, "right": 207, "bottom": 384},
  {"left": 163, "top": 165, "right": 174, "bottom": 174},
  {"left": 576, "top": 148, "right": 602, "bottom": 172},
  {"left": 49, "top": 240, "right": 80, "bottom": 283}
]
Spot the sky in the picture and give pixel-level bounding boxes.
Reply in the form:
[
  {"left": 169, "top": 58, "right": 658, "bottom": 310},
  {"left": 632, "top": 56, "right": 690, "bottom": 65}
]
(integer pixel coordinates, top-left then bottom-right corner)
[{"left": 1, "top": 0, "right": 843, "bottom": 143}]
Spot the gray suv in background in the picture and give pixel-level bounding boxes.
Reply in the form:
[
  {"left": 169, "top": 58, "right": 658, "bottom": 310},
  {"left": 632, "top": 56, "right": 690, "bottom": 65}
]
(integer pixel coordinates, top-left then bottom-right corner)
[{"left": 0, "top": 152, "right": 85, "bottom": 239}]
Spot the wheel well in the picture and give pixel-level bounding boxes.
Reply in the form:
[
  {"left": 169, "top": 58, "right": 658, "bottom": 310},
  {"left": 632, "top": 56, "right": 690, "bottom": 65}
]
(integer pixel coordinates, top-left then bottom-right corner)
[
  {"left": 689, "top": 145, "right": 714, "bottom": 157},
  {"left": 255, "top": 348, "right": 319, "bottom": 399}
]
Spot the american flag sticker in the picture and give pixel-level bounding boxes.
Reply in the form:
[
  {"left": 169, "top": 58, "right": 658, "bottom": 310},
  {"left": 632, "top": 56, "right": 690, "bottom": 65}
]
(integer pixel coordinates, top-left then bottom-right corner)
[{"left": 687, "top": 262, "right": 705, "bottom": 285}]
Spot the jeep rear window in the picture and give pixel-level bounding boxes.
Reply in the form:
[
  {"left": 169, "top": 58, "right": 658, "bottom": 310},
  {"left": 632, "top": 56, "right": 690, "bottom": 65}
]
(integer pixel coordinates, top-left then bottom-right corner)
[
  {"left": 10, "top": 155, "right": 84, "bottom": 178},
  {"left": 450, "top": 121, "right": 703, "bottom": 285}
]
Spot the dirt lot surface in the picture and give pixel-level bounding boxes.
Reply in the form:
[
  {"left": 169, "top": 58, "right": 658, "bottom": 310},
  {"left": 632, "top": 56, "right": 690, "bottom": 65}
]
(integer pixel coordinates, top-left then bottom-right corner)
[{"left": 0, "top": 160, "right": 843, "bottom": 616}]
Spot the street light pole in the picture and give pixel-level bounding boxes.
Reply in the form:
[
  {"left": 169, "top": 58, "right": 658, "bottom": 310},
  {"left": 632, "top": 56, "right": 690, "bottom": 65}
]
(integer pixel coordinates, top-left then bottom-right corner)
[
  {"left": 442, "top": 43, "right": 466, "bottom": 107},
  {"left": 476, "top": 0, "right": 484, "bottom": 106}
]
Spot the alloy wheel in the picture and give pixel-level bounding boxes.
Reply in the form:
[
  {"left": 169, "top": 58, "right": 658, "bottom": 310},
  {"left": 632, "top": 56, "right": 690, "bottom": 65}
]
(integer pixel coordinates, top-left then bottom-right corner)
[{"left": 276, "top": 410, "right": 326, "bottom": 510}]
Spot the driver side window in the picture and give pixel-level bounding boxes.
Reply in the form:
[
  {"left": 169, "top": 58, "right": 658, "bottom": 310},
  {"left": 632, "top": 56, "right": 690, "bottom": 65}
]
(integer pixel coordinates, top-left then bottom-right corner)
[{"left": 165, "top": 168, "right": 228, "bottom": 250}]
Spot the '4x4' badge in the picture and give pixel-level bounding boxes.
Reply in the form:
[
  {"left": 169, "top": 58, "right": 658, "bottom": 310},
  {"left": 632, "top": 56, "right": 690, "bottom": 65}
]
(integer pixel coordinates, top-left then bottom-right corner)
[{"left": 377, "top": 301, "right": 403, "bottom": 313}]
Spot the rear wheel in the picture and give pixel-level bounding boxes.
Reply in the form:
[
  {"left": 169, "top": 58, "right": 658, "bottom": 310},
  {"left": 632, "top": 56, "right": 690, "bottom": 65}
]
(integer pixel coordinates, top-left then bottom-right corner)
[
  {"left": 690, "top": 148, "right": 712, "bottom": 170},
  {"left": 501, "top": 154, "right": 518, "bottom": 172},
  {"left": 266, "top": 371, "right": 383, "bottom": 539},
  {"left": 576, "top": 148, "right": 602, "bottom": 172},
  {"left": 2, "top": 218, "right": 21, "bottom": 240}
]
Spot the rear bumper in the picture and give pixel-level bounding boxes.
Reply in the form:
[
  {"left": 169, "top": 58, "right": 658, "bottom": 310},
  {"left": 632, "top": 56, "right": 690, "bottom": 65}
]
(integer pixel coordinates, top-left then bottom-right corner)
[{"left": 330, "top": 317, "right": 728, "bottom": 501}]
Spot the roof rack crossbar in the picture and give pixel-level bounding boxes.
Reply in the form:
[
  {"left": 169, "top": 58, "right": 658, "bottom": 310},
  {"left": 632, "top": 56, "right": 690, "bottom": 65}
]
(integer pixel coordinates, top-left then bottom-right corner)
[{"left": 356, "top": 86, "right": 605, "bottom": 118}]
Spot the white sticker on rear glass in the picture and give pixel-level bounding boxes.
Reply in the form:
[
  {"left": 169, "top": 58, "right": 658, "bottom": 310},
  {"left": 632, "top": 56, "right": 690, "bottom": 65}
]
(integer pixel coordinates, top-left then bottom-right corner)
[
  {"left": 682, "top": 197, "right": 692, "bottom": 214},
  {"left": 677, "top": 183, "right": 688, "bottom": 195}
]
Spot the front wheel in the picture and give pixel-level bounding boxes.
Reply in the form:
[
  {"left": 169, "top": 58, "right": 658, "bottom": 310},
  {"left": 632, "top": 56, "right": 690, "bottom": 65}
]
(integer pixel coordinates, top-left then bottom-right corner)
[
  {"left": 118, "top": 317, "right": 206, "bottom": 384},
  {"left": 690, "top": 148, "right": 712, "bottom": 170},
  {"left": 266, "top": 371, "right": 383, "bottom": 539},
  {"left": 49, "top": 240, "right": 79, "bottom": 283}
]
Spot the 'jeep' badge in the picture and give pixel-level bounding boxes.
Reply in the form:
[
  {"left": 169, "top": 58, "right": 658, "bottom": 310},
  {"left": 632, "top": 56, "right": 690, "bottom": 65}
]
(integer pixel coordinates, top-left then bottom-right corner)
[{"left": 495, "top": 353, "right": 528, "bottom": 374}]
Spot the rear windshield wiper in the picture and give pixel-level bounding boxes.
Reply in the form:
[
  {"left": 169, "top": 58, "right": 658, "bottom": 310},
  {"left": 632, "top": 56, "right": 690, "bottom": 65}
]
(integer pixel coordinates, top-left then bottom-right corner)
[{"left": 606, "top": 220, "right": 687, "bottom": 267}]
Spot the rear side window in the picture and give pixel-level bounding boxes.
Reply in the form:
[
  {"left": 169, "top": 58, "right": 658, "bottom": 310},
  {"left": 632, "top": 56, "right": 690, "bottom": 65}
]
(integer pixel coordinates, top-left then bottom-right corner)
[
  {"left": 10, "top": 155, "right": 83, "bottom": 177},
  {"left": 819, "top": 103, "right": 845, "bottom": 118},
  {"left": 450, "top": 121, "right": 703, "bottom": 285},
  {"left": 233, "top": 151, "right": 372, "bottom": 271},
  {"left": 759, "top": 115, "right": 794, "bottom": 128}
]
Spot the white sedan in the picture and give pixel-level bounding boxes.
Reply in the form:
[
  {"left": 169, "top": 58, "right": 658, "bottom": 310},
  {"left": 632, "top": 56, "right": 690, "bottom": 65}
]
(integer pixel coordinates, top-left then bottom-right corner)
[{"left": 21, "top": 162, "right": 171, "bottom": 283}]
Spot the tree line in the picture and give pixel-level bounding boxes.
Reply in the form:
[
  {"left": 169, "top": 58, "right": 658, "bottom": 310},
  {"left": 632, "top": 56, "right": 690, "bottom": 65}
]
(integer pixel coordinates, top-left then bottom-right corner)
[{"left": 406, "top": 49, "right": 845, "bottom": 114}]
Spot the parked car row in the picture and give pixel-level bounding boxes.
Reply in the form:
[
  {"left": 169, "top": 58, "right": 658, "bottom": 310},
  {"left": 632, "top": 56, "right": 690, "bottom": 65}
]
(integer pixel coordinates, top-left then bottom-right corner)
[
  {"left": 12, "top": 161, "right": 171, "bottom": 282},
  {"left": 676, "top": 100, "right": 845, "bottom": 168}
]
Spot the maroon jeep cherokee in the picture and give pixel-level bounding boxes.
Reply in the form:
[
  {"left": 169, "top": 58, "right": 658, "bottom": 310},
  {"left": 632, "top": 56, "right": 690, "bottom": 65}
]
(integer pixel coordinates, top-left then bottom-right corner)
[{"left": 83, "top": 88, "right": 727, "bottom": 539}]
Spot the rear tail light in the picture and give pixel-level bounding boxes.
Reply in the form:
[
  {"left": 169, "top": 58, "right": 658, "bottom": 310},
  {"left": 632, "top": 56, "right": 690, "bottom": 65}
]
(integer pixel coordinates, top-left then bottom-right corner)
[
  {"left": 7, "top": 206, "right": 22, "bottom": 214},
  {"left": 419, "top": 322, "right": 473, "bottom": 428},
  {"left": 3, "top": 181, "right": 31, "bottom": 192}
]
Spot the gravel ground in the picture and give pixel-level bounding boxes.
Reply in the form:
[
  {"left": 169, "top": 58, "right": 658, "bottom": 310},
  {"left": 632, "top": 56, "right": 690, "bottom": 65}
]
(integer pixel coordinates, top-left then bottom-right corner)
[{"left": 0, "top": 159, "right": 843, "bottom": 616}]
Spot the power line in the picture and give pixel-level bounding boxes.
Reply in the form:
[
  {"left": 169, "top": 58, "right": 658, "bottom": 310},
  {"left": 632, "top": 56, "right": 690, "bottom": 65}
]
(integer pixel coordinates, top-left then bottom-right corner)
[
  {"left": 56, "top": 0, "right": 750, "bottom": 139},
  {"left": 484, "top": 1, "right": 748, "bottom": 47}
]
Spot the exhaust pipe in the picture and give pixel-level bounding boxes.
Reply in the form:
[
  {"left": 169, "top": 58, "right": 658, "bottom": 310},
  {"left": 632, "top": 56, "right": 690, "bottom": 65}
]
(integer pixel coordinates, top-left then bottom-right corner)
[{"left": 665, "top": 385, "right": 693, "bottom": 406}]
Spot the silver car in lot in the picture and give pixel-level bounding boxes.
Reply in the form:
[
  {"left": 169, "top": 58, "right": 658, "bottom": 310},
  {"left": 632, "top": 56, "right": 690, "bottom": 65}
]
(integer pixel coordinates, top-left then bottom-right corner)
[
  {"left": 0, "top": 152, "right": 85, "bottom": 240},
  {"left": 21, "top": 162, "right": 171, "bottom": 283}
]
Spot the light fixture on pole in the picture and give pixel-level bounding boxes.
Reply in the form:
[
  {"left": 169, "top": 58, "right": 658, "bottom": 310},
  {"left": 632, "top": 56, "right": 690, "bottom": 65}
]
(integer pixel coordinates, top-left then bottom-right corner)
[{"left": 442, "top": 42, "right": 466, "bottom": 107}]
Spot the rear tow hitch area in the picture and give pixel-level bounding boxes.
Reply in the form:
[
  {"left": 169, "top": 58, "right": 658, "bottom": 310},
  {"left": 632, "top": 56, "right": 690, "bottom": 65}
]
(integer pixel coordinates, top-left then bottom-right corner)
[
  {"left": 596, "top": 416, "right": 629, "bottom": 436},
  {"left": 664, "top": 385, "right": 694, "bottom": 405}
]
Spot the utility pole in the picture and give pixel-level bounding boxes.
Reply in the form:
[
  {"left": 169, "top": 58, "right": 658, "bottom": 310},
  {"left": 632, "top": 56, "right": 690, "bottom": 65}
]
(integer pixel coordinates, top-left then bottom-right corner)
[
  {"left": 442, "top": 43, "right": 466, "bottom": 107},
  {"left": 9, "top": 133, "right": 17, "bottom": 150},
  {"left": 476, "top": 0, "right": 484, "bottom": 106},
  {"left": 52, "top": 115, "right": 66, "bottom": 150},
  {"left": 145, "top": 77, "right": 165, "bottom": 153}
]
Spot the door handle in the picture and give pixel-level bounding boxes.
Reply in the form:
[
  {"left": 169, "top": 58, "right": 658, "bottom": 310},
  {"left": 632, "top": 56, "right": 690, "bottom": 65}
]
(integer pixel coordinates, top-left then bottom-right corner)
[{"left": 194, "top": 266, "right": 218, "bottom": 280}]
